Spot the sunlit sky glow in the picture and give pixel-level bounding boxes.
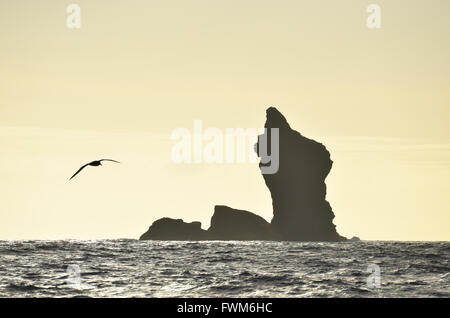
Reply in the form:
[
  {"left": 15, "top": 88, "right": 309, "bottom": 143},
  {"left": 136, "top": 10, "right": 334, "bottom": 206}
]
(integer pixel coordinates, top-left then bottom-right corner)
[{"left": 1, "top": 0, "right": 449, "bottom": 240}]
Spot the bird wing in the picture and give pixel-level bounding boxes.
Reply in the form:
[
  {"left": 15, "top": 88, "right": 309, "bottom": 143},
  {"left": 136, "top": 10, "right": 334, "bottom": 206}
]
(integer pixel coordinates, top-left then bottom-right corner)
[
  {"left": 99, "top": 159, "right": 120, "bottom": 163},
  {"left": 69, "top": 163, "right": 90, "bottom": 180}
]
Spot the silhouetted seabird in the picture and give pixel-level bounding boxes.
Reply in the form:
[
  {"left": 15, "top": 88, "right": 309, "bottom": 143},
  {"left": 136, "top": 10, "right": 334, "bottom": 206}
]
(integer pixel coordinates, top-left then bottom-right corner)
[{"left": 69, "top": 159, "right": 120, "bottom": 180}]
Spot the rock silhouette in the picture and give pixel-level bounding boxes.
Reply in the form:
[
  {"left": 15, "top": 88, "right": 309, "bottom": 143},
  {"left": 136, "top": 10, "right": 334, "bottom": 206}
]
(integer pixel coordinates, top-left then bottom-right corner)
[
  {"left": 208, "top": 206, "right": 281, "bottom": 240},
  {"left": 139, "top": 206, "right": 279, "bottom": 241},
  {"left": 140, "top": 107, "right": 346, "bottom": 241},
  {"left": 256, "top": 107, "right": 345, "bottom": 241},
  {"left": 139, "top": 218, "right": 207, "bottom": 240}
]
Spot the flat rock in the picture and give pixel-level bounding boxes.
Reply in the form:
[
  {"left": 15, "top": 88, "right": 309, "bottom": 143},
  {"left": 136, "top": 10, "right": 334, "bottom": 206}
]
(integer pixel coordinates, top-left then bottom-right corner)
[{"left": 139, "top": 218, "right": 207, "bottom": 241}]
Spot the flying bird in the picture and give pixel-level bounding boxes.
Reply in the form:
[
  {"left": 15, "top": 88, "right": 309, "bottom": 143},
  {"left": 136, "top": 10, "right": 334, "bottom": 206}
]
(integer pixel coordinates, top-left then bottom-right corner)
[{"left": 69, "top": 159, "right": 120, "bottom": 180}]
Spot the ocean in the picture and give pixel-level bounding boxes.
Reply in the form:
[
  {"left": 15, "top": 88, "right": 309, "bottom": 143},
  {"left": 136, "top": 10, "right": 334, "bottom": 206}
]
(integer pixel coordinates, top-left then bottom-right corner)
[{"left": 0, "top": 240, "right": 448, "bottom": 297}]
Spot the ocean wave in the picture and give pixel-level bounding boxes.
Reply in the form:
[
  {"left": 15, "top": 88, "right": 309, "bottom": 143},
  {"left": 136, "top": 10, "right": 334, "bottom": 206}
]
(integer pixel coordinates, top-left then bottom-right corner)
[{"left": 0, "top": 240, "right": 448, "bottom": 297}]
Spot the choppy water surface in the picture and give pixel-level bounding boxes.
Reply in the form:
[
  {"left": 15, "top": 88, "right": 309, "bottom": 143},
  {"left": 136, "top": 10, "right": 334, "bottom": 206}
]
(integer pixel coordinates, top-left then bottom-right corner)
[{"left": 0, "top": 240, "right": 448, "bottom": 297}]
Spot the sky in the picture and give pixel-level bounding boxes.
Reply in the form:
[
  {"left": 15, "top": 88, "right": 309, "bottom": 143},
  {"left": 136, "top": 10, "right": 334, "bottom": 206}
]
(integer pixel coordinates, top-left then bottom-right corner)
[{"left": 0, "top": 0, "right": 449, "bottom": 240}]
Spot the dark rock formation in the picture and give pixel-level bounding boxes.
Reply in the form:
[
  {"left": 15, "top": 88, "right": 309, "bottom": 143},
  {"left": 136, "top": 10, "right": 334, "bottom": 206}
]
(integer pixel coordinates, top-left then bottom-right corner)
[
  {"left": 139, "top": 218, "right": 207, "bottom": 240},
  {"left": 139, "top": 206, "right": 279, "bottom": 241},
  {"left": 208, "top": 206, "right": 280, "bottom": 240},
  {"left": 256, "top": 107, "right": 345, "bottom": 241},
  {"left": 139, "top": 107, "right": 345, "bottom": 242}
]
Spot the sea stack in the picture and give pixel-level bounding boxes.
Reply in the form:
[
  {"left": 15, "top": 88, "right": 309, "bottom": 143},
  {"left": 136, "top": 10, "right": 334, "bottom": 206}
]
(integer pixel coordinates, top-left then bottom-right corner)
[
  {"left": 139, "top": 218, "right": 207, "bottom": 240},
  {"left": 207, "top": 205, "right": 280, "bottom": 241},
  {"left": 256, "top": 107, "right": 345, "bottom": 241}
]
